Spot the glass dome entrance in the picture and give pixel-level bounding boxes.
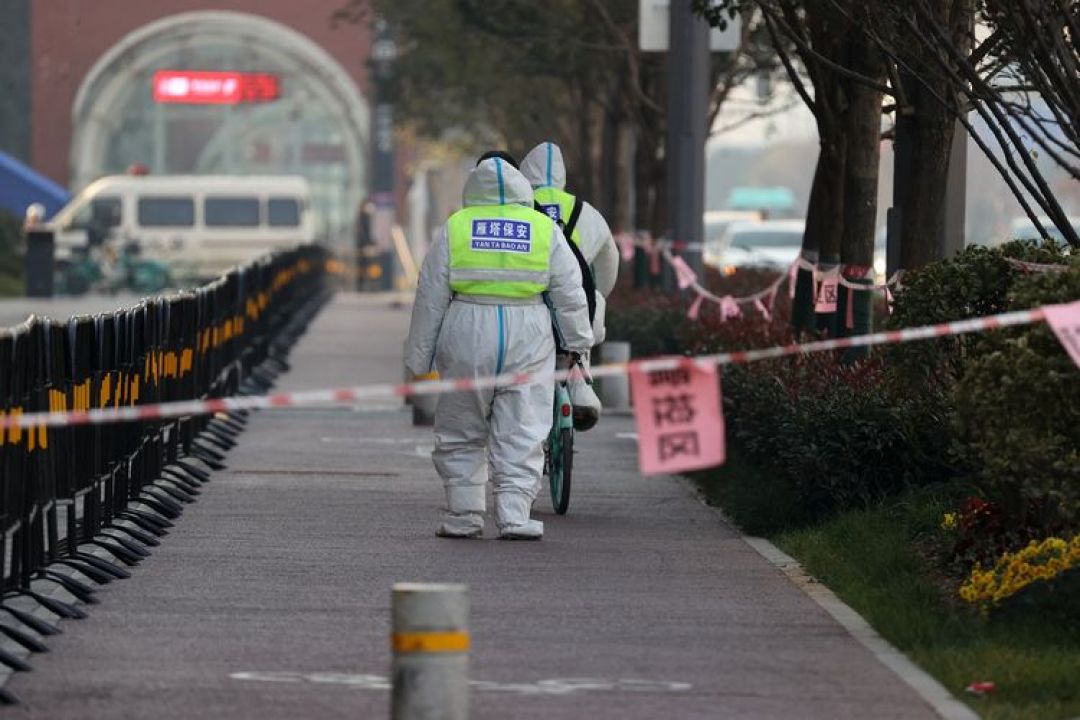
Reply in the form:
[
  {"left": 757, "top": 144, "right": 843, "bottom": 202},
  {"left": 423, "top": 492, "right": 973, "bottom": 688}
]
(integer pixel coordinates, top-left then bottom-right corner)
[{"left": 71, "top": 11, "right": 370, "bottom": 248}]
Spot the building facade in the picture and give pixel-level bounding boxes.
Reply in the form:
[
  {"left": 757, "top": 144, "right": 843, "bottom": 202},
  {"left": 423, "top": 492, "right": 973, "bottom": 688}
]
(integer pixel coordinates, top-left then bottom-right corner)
[{"left": 18, "top": 0, "right": 374, "bottom": 244}]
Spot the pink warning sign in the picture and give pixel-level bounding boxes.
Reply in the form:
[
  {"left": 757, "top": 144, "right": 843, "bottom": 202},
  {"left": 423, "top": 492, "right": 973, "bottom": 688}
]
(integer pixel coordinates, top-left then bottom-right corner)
[
  {"left": 1045, "top": 301, "right": 1080, "bottom": 369},
  {"left": 815, "top": 275, "right": 839, "bottom": 313},
  {"left": 630, "top": 360, "right": 726, "bottom": 476}
]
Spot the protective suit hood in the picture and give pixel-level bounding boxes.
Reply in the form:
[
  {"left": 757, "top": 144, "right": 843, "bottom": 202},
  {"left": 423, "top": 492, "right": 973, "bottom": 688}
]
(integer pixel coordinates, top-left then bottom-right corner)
[
  {"left": 521, "top": 142, "right": 567, "bottom": 190},
  {"left": 464, "top": 158, "right": 535, "bottom": 207}
]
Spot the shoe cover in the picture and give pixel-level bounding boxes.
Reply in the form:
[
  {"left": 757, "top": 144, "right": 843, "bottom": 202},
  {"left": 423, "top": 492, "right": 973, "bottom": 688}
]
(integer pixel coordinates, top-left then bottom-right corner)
[
  {"left": 498, "top": 519, "right": 543, "bottom": 540},
  {"left": 446, "top": 483, "right": 485, "bottom": 515},
  {"left": 494, "top": 491, "right": 535, "bottom": 529},
  {"left": 436, "top": 512, "right": 484, "bottom": 538}
]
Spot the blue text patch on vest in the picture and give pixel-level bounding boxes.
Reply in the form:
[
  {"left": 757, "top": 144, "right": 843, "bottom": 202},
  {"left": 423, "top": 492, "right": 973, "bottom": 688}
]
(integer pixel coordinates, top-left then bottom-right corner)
[
  {"left": 471, "top": 219, "right": 532, "bottom": 253},
  {"left": 539, "top": 204, "right": 561, "bottom": 222}
]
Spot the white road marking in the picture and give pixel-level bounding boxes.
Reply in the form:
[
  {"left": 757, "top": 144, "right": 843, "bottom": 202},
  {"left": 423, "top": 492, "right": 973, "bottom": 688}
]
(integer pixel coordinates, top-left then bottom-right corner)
[
  {"left": 615, "top": 432, "right": 638, "bottom": 440},
  {"left": 230, "top": 672, "right": 690, "bottom": 695}
]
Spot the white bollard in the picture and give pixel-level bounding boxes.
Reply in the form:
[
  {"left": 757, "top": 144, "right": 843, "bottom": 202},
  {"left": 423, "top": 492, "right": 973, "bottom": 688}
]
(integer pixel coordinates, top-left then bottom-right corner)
[
  {"left": 391, "top": 583, "right": 469, "bottom": 720},
  {"left": 597, "top": 341, "right": 631, "bottom": 412}
]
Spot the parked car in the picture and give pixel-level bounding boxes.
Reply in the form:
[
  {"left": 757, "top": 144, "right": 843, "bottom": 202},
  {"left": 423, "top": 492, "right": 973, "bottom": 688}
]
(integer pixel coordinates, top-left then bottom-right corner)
[
  {"left": 703, "top": 211, "right": 761, "bottom": 269},
  {"left": 705, "top": 219, "right": 806, "bottom": 272}
]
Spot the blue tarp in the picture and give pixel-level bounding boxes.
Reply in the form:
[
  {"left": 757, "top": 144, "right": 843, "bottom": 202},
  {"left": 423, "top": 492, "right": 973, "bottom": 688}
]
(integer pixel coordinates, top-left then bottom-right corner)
[{"left": 0, "top": 151, "right": 70, "bottom": 220}]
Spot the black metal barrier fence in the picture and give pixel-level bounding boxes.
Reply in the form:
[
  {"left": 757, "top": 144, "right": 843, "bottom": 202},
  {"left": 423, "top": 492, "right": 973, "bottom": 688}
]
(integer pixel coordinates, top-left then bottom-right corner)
[{"left": 0, "top": 245, "right": 332, "bottom": 692}]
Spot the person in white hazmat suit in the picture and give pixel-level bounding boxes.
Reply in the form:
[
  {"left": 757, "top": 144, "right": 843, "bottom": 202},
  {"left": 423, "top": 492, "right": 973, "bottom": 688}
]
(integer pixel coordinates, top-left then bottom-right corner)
[
  {"left": 405, "top": 157, "right": 593, "bottom": 540},
  {"left": 520, "top": 142, "right": 619, "bottom": 431}
]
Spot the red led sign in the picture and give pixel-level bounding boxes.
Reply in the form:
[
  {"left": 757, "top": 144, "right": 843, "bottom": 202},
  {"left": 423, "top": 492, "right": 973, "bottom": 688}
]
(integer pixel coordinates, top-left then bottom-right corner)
[{"left": 152, "top": 71, "right": 280, "bottom": 105}]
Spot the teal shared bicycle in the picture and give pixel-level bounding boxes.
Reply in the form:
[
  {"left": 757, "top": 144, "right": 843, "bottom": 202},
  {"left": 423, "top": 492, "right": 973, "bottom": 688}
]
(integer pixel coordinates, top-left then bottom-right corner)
[{"left": 545, "top": 354, "right": 590, "bottom": 515}]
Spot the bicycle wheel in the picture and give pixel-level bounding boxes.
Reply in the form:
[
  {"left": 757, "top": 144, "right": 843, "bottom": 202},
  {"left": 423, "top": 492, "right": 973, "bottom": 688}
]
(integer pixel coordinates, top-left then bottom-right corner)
[{"left": 549, "top": 427, "right": 573, "bottom": 515}]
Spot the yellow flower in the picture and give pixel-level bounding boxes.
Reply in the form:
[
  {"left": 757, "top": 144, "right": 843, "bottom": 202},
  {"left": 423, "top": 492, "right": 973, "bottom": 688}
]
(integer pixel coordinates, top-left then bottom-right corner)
[
  {"left": 958, "top": 533, "right": 1080, "bottom": 611},
  {"left": 940, "top": 513, "right": 958, "bottom": 530}
]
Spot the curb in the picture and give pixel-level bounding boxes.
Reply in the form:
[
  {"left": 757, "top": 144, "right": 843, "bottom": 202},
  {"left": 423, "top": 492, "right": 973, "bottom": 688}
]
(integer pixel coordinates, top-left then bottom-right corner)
[{"left": 681, "top": 478, "right": 981, "bottom": 720}]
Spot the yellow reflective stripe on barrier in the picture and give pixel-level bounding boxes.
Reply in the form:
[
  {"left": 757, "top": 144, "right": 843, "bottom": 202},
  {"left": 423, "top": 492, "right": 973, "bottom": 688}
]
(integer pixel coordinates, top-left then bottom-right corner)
[
  {"left": 25, "top": 411, "right": 45, "bottom": 452},
  {"left": 162, "top": 352, "right": 178, "bottom": 379},
  {"left": 50, "top": 389, "right": 66, "bottom": 412},
  {"left": 0, "top": 410, "right": 7, "bottom": 446},
  {"left": 130, "top": 375, "right": 140, "bottom": 405},
  {"left": 180, "top": 348, "right": 194, "bottom": 376},
  {"left": 7, "top": 408, "right": 21, "bottom": 444},
  {"left": 234, "top": 316, "right": 245, "bottom": 336},
  {"left": 391, "top": 631, "right": 470, "bottom": 654},
  {"left": 100, "top": 374, "right": 112, "bottom": 407},
  {"left": 75, "top": 379, "right": 92, "bottom": 412}
]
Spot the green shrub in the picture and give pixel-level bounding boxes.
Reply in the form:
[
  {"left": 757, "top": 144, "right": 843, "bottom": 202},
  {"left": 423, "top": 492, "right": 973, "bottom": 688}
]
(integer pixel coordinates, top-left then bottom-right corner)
[
  {"left": 721, "top": 357, "right": 955, "bottom": 524},
  {"left": 887, "top": 240, "right": 1074, "bottom": 385},
  {"left": 604, "top": 296, "right": 685, "bottom": 357},
  {"left": 952, "top": 265, "right": 1080, "bottom": 536}
]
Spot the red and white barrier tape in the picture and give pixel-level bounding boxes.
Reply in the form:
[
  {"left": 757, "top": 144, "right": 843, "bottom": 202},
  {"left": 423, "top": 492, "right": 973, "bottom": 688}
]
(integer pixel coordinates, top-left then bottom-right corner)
[{"left": 1, "top": 304, "right": 1064, "bottom": 432}]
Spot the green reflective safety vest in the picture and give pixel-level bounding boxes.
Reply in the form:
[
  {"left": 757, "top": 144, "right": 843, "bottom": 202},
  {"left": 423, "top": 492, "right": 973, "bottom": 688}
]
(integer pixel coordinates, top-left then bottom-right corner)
[
  {"left": 448, "top": 205, "right": 554, "bottom": 299},
  {"left": 533, "top": 187, "right": 582, "bottom": 246}
]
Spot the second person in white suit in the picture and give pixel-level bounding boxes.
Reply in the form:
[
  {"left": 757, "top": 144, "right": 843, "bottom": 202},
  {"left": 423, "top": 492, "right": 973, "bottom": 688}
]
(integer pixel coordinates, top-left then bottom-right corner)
[{"left": 520, "top": 141, "right": 619, "bottom": 431}]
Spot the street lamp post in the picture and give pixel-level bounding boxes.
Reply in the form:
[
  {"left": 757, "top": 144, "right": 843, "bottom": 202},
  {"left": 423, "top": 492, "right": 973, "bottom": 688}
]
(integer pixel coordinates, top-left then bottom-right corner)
[{"left": 666, "top": 0, "right": 711, "bottom": 281}]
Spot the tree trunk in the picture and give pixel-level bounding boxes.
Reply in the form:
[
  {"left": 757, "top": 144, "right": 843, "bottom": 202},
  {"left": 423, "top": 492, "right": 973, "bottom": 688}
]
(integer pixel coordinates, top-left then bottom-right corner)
[
  {"left": 793, "top": 6, "right": 851, "bottom": 337},
  {"left": 613, "top": 120, "right": 634, "bottom": 232},
  {"left": 796, "top": 122, "right": 845, "bottom": 336},
  {"left": 599, "top": 74, "right": 624, "bottom": 223},
  {"left": 899, "top": 77, "right": 955, "bottom": 269},
  {"left": 632, "top": 124, "right": 665, "bottom": 288},
  {"left": 576, "top": 81, "right": 596, "bottom": 202},
  {"left": 837, "top": 41, "right": 884, "bottom": 359}
]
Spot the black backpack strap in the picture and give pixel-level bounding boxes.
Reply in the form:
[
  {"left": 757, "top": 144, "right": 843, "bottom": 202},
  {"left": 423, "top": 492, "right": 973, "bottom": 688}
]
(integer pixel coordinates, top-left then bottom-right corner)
[
  {"left": 545, "top": 216, "right": 597, "bottom": 354},
  {"left": 562, "top": 229, "right": 597, "bottom": 328},
  {"left": 563, "top": 195, "right": 584, "bottom": 239}
]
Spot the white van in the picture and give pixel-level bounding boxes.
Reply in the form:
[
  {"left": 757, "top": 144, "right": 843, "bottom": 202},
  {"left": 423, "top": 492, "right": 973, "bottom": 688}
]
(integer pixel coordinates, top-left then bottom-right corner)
[{"left": 49, "top": 175, "right": 316, "bottom": 282}]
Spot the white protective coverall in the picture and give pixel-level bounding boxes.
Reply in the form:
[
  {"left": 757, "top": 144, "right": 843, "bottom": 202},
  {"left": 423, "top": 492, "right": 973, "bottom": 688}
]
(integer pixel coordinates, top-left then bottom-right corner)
[
  {"left": 520, "top": 142, "right": 619, "bottom": 421},
  {"left": 405, "top": 158, "right": 593, "bottom": 539}
]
